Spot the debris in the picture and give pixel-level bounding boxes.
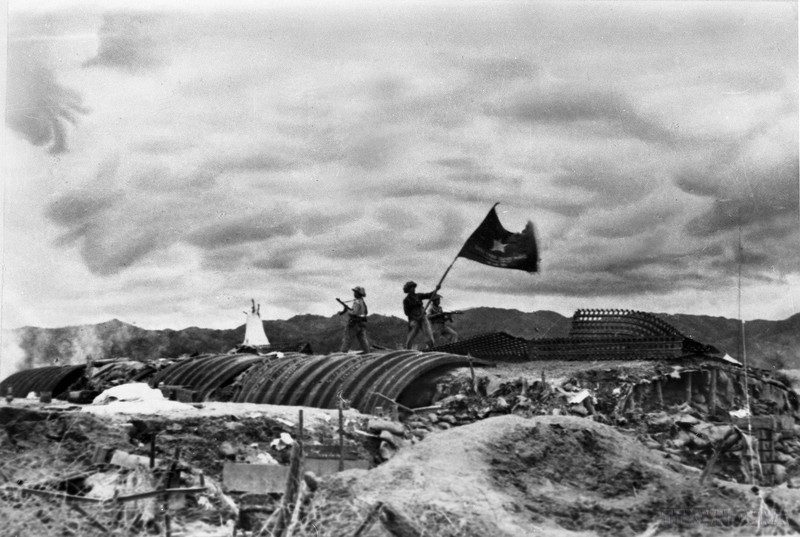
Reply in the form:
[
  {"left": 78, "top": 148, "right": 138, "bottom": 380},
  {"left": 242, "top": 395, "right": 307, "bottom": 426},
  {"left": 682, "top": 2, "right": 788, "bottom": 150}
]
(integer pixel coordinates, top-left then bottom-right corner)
[
  {"left": 730, "top": 407, "right": 751, "bottom": 418},
  {"left": 93, "top": 382, "right": 167, "bottom": 405},
  {"left": 368, "top": 418, "right": 405, "bottom": 436},
  {"left": 110, "top": 449, "right": 163, "bottom": 469}
]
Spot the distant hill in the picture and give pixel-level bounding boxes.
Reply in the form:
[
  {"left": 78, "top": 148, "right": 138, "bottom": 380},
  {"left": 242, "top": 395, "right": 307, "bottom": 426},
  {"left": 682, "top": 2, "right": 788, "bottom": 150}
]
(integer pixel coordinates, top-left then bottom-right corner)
[{"left": 4, "top": 310, "right": 799, "bottom": 372}]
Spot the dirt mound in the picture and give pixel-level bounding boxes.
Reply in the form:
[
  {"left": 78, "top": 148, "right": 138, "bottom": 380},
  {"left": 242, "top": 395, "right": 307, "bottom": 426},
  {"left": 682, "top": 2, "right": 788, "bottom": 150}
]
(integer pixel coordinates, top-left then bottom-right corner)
[
  {"left": 297, "top": 415, "right": 769, "bottom": 537},
  {"left": 488, "top": 417, "right": 757, "bottom": 536}
]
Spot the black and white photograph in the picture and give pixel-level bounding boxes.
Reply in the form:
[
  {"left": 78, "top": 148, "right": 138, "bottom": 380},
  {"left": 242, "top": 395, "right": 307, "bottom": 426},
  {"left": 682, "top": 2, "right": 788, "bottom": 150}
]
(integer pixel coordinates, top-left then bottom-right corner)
[{"left": 2, "top": 1, "right": 799, "bottom": 535}]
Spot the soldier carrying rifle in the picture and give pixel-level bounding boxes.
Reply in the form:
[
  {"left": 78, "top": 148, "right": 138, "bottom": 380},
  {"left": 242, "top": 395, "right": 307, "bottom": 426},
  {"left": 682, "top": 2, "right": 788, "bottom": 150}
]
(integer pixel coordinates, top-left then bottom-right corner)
[
  {"left": 339, "top": 286, "right": 370, "bottom": 353},
  {"left": 429, "top": 294, "right": 460, "bottom": 345}
]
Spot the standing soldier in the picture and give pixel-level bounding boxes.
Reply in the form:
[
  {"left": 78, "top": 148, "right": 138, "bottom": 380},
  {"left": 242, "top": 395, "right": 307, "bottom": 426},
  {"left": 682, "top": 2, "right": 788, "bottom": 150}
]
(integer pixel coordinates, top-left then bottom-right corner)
[
  {"left": 403, "top": 281, "right": 438, "bottom": 350},
  {"left": 340, "top": 286, "right": 370, "bottom": 353},
  {"left": 429, "top": 294, "right": 459, "bottom": 345}
]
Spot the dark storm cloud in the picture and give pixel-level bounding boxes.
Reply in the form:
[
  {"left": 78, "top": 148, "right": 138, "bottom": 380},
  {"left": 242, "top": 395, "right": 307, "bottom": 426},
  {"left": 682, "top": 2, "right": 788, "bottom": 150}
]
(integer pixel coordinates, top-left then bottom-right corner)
[
  {"left": 683, "top": 157, "right": 799, "bottom": 237},
  {"left": 47, "top": 197, "right": 164, "bottom": 276},
  {"left": 186, "top": 216, "right": 297, "bottom": 250},
  {"left": 201, "top": 246, "right": 253, "bottom": 272},
  {"left": 84, "top": 12, "right": 165, "bottom": 72},
  {"left": 552, "top": 162, "right": 654, "bottom": 209},
  {"left": 80, "top": 231, "right": 161, "bottom": 276},
  {"left": 485, "top": 88, "right": 677, "bottom": 145},
  {"left": 252, "top": 253, "right": 296, "bottom": 271},
  {"left": 6, "top": 43, "right": 89, "bottom": 154},
  {"left": 588, "top": 205, "right": 677, "bottom": 239},
  {"left": 462, "top": 262, "right": 712, "bottom": 298},
  {"left": 298, "top": 209, "right": 366, "bottom": 236},
  {"left": 45, "top": 193, "right": 117, "bottom": 225},
  {"left": 45, "top": 159, "right": 121, "bottom": 224}
]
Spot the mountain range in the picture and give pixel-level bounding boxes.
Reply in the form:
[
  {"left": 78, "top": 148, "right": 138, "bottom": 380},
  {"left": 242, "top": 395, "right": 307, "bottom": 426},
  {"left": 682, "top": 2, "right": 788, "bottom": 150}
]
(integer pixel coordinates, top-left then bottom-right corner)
[{"left": 5, "top": 309, "right": 800, "bottom": 373}]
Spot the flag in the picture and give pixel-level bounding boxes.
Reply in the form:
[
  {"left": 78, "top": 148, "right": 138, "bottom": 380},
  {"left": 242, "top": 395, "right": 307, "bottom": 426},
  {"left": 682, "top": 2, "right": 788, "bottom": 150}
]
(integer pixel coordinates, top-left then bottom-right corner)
[{"left": 458, "top": 203, "right": 539, "bottom": 272}]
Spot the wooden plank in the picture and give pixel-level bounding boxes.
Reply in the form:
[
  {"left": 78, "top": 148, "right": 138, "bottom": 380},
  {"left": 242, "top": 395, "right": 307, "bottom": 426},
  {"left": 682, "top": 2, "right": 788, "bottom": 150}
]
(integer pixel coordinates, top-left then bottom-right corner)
[
  {"left": 223, "top": 462, "right": 289, "bottom": 493},
  {"left": 305, "top": 458, "right": 370, "bottom": 476},
  {"left": 306, "top": 444, "right": 361, "bottom": 460},
  {"left": 110, "top": 450, "right": 162, "bottom": 469}
]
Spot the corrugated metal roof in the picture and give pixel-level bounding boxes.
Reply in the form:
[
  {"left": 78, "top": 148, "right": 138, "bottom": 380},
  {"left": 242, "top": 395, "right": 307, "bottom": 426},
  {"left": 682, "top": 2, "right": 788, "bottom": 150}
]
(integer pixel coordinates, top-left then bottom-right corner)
[
  {"left": 148, "top": 353, "right": 292, "bottom": 401},
  {"left": 0, "top": 365, "right": 86, "bottom": 399},
  {"left": 234, "top": 351, "right": 483, "bottom": 414}
]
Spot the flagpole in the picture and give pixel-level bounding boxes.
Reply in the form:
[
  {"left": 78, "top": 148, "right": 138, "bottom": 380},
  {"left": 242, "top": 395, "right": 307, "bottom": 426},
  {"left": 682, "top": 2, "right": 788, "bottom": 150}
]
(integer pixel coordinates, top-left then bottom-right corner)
[
  {"left": 422, "top": 202, "right": 500, "bottom": 312},
  {"left": 423, "top": 252, "right": 460, "bottom": 313}
]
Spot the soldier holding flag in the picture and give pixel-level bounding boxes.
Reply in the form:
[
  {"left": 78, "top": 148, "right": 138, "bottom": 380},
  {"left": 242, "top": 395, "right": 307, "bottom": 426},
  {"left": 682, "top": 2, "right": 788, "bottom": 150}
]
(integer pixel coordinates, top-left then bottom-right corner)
[
  {"left": 409, "top": 203, "right": 538, "bottom": 348},
  {"left": 402, "top": 281, "right": 438, "bottom": 350}
]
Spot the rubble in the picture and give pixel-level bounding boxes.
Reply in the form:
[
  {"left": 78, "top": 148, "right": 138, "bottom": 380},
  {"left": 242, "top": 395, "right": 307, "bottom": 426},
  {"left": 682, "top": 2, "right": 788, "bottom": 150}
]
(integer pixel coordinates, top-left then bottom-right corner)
[{"left": 2, "top": 307, "right": 800, "bottom": 535}]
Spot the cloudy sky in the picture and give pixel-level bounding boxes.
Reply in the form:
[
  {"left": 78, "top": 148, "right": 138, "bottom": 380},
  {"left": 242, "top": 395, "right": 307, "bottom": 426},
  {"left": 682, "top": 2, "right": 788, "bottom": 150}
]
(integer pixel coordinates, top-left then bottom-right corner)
[{"left": 2, "top": 0, "right": 798, "bottom": 331}]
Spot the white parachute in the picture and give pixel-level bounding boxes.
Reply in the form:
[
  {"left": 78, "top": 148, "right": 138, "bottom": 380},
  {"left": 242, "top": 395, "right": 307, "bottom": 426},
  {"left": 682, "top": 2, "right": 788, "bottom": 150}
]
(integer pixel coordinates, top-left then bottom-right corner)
[{"left": 243, "top": 299, "right": 270, "bottom": 346}]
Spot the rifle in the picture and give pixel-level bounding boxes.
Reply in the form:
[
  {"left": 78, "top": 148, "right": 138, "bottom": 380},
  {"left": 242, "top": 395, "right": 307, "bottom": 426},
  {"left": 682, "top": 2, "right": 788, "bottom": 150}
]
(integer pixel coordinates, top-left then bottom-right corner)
[
  {"left": 428, "top": 310, "right": 464, "bottom": 323},
  {"left": 336, "top": 298, "right": 353, "bottom": 315}
]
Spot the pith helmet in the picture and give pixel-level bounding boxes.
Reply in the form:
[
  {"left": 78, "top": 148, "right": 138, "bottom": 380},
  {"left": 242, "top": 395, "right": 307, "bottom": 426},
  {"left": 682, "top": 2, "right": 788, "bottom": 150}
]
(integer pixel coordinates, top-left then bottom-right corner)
[
  {"left": 352, "top": 286, "right": 366, "bottom": 297},
  {"left": 432, "top": 294, "right": 442, "bottom": 302},
  {"left": 403, "top": 281, "right": 417, "bottom": 293}
]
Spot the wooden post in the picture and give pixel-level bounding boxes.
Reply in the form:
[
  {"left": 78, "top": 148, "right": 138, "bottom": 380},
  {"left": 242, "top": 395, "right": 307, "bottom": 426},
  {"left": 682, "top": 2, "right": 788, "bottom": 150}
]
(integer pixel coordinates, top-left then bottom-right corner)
[
  {"left": 467, "top": 355, "right": 476, "bottom": 394},
  {"left": 273, "top": 409, "right": 305, "bottom": 537},
  {"left": 297, "top": 408, "right": 304, "bottom": 458},
  {"left": 353, "top": 502, "right": 384, "bottom": 537},
  {"left": 655, "top": 380, "right": 664, "bottom": 409},
  {"left": 162, "top": 446, "right": 180, "bottom": 537},
  {"left": 338, "top": 398, "right": 345, "bottom": 472},
  {"left": 726, "top": 372, "right": 734, "bottom": 400},
  {"left": 149, "top": 434, "right": 156, "bottom": 469},
  {"left": 623, "top": 385, "right": 637, "bottom": 413},
  {"left": 379, "top": 502, "right": 424, "bottom": 537},
  {"left": 710, "top": 369, "right": 718, "bottom": 414},
  {"left": 685, "top": 373, "right": 693, "bottom": 404}
]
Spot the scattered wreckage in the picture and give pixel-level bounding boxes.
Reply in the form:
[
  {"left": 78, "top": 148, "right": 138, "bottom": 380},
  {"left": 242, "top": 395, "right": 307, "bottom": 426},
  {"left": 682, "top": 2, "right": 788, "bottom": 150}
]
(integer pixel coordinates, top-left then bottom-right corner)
[{"left": 2, "top": 307, "right": 800, "bottom": 535}]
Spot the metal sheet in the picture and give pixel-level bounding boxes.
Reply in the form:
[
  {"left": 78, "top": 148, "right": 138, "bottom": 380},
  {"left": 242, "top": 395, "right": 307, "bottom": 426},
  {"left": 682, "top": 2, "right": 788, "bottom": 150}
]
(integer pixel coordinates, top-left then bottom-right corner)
[
  {"left": 284, "top": 353, "right": 353, "bottom": 406},
  {"left": 231, "top": 350, "right": 483, "bottom": 414},
  {"left": 272, "top": 355, "right": 331, "bottom": 405},
  {"left": 189, "top": 354, "right": 271, "bottom": 400},
  {"left": 0, "top": 365, "right": 86, "bottom": 398},
  {"left": 314, "top": 354, "right": 379, "bottom": 409},
  {"left": 236, "top": 355, "right": 307, "bottom": 404},
  {"left": 149, "top": 353, "right": 276, "bottom": 401},
  {"left": 365, "top": 353, "right": 480, "bottom": 413},
  {"left": 150, "top": 355, "right": 212, "bottom": 387},
  {"left": 300, "top": 353, "right": 374, "bottom": 408},
  {"left": 340, "top": 351, "right": 419, "bottom": 410}
]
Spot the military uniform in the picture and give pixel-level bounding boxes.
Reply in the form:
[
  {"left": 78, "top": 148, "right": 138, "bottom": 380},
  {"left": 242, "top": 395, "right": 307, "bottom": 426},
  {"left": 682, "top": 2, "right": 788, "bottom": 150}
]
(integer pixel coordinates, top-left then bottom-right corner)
[
  {"left": 429, "top": 298, "right": 458, "bottom": 344},
  {"left": 403, "top": 281, "right": 436, "bottom": 350},
  {"left": 341, "top": 287, "right": 370, "bottom": 353}
]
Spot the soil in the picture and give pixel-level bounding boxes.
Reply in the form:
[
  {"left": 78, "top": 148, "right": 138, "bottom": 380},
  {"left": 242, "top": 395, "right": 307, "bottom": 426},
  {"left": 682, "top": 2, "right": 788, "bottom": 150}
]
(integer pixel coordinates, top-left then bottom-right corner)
[
  {"left": 3, "top": 380, "right": 800, "bottom": 536},
  {"left": 302, "top": 415, "right": 783, "bottom": 537}
]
